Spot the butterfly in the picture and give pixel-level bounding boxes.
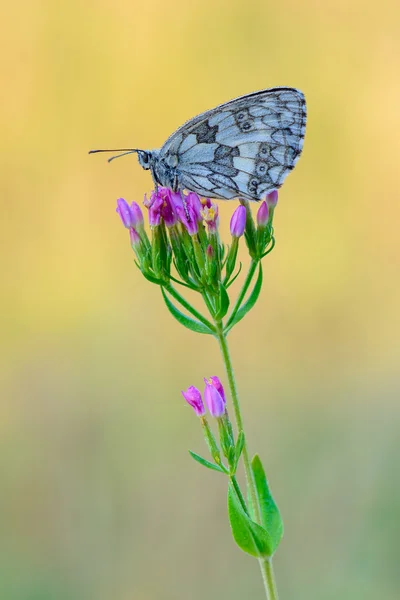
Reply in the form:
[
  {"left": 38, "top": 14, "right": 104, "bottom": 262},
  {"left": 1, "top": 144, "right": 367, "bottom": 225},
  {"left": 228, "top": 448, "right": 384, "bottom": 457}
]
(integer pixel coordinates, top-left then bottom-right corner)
[{"left": 90, "top": 87, "right": 306, "bottom": 202}]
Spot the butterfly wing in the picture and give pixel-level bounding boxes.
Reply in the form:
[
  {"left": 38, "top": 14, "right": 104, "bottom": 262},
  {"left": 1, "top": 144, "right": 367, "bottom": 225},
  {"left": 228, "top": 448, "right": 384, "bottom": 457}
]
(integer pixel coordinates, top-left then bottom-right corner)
[{"left": 159, "top": 88, "right": 306, "bottom": 201}]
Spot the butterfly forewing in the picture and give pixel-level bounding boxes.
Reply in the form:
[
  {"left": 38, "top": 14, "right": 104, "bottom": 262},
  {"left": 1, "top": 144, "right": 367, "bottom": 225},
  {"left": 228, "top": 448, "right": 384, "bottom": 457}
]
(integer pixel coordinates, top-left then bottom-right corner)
[{"left": 159, "top": 88, "right": 306, "bottom": 201}]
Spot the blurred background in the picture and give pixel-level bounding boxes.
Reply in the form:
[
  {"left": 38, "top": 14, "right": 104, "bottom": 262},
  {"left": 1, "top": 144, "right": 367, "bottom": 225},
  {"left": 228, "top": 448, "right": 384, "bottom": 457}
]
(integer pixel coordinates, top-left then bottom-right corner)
[{"left": 1, "top": 0, "right": 400, "bottom": 598}]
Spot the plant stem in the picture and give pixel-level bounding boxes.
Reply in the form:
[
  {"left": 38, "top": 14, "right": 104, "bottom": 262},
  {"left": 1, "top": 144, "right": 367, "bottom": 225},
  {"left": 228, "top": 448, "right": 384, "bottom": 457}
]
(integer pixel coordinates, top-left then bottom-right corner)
[
  {"left": 215, "top": 326, "right": 261, "bottom": 524},
  {"left": 231, "top": 475, "right": 249, "bottom": 515},
  {"left": 215, "top": 324, "right": 279, "bottom": 600},
  {"left": 259, "top": 558, "right": 279, "bottom": 600}
]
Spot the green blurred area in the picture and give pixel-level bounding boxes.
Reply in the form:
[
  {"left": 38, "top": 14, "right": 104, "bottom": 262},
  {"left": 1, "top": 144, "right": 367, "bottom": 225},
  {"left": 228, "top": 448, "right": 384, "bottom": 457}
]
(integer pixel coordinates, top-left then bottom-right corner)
[{"left": 1, "top": 1, "right": 400, "bottom": 598}]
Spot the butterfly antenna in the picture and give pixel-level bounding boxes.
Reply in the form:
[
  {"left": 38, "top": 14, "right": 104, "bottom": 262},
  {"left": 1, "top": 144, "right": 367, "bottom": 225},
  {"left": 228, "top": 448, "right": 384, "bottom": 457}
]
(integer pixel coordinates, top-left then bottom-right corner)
[{"left": 88, "top": 148, "right": 139, "bottom": 163}]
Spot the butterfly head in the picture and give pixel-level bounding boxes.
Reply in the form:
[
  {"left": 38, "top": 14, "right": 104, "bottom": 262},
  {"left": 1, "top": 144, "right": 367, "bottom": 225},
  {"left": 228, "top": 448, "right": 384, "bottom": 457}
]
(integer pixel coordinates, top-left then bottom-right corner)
[{"left": 137, "top": 150, "right": 152, "bottom": 171}]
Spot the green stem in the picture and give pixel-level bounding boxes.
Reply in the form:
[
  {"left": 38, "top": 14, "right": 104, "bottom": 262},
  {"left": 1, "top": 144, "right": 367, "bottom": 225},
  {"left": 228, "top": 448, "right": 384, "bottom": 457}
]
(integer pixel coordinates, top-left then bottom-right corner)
[
  {"left": 215, "top": 326, "right": 261, "bottom": 524},
  {"left": 215, "top": 325, "right": 279, "bottom": 600},
  {"left": 226, "top": 259, "right": 258, "bottom": 328},
  {"left": 163, "top": 284, "right": 215, "bottom": 332},
  {"left": 259, "top": 558, "right": 279, "bottom": 600},
  {"left": 201, "top": 290, "right": 216, "bottom": 319},
  {"left": 230, "top": 475, "right": 249, "bottom": 515}
]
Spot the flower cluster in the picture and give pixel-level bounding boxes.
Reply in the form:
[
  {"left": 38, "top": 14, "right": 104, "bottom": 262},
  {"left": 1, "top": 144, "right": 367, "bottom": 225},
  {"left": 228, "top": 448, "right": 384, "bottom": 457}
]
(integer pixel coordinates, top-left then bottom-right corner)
[
  {"left": 182, "top": 376, "right": 226, "bottom": 418},
  {"left": 115, "top": 186, "right": 285, "bottom": 575},
  {"left": 182, "top": 376, "right": 239, "bottom": 475},
  {"left": 116, "top": 188, "right": 277, "bottom": 293}
]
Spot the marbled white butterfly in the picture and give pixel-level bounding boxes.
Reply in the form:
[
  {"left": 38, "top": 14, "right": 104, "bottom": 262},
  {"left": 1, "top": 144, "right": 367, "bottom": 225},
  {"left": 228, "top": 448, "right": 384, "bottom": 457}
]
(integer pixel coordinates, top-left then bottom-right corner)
[{"left": 90, "top": 87, "right": 306, "bottom": 201}]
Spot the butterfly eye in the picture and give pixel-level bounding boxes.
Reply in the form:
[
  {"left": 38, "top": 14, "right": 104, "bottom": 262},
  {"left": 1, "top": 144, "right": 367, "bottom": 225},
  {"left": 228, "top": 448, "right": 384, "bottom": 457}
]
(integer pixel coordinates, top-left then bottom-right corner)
[{"left": 138, "top": 151, "right": 151, "bottom": 170}]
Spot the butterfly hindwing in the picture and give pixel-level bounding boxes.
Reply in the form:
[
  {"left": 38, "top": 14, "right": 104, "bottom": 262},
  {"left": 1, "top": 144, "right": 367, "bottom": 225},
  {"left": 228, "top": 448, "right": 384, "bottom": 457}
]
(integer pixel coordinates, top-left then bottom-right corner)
[{"left": 159, "top": 88, "right": 306, "bottom": 201}]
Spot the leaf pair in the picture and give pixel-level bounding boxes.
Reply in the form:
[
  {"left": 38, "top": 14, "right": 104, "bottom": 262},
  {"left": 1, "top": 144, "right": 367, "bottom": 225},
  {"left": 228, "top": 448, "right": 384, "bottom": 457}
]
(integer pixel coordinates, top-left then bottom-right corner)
[{"left": 228, "top": 454, "right": 283, "bottom": 558}]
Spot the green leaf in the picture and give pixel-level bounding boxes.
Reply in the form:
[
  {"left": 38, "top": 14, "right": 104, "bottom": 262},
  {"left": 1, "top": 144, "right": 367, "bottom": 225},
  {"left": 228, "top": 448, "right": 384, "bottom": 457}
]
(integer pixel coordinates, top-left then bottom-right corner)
[
  {"left": 215, "top": 283, "right": 230, "bottom": 320},
  {"left": 225, "top": 261, "right": 242, "bottom": 289},
  {"left": 228, "top": 483, "right": 275, "bottom": 558},
  {"left": 225, "top": 264, "right": 263, "bottom": 333},
  {"left": 189, "top": 451, "right": 225, "bottom": 473},
  {"left": 252, "top": 454, "right": 283, "bottom": 554},
  {"left": 161, "top": 289, "right": 215, "bottom": 335},
  {"left": 247, "top": 487, "right": 255, "bottom": 522},
  {"left": 261, "top": 236, "right": 276, "bottom": 258},
  {"left": 233, "top": 431, "right": 245, "bottom": 471}
]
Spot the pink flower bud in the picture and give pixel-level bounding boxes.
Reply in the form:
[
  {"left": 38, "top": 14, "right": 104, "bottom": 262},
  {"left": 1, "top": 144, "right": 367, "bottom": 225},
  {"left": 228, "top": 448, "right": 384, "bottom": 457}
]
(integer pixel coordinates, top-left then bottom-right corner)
[
  {"left": 206, "top": 244, "right": 214, "bottom": 259},
  {"left": 230, "top": 205, "right": 246, "bottom": 238},
  {"left": 182, "top": 386, "right": 205, "bottom": 417},
  {"left": 204, "top": 379, "right": 226, "bottom": 418},
  {"left": 116, "top": 198, "right": 134, "bottom": 228},
  {"left": 206, "top": 376, "right": 226, "bottom": 403},
  {"left": 257, "top": 201, "right": 269, "bottom": 227},
  {"left": 186, "top": 192, "right": 203, "bottom": 222},
  {"left": 129, "top": 227, "right": 141, "bottom": 248},
  {"left": 266, "top": 190, "right": 278, "bottom": 209}
]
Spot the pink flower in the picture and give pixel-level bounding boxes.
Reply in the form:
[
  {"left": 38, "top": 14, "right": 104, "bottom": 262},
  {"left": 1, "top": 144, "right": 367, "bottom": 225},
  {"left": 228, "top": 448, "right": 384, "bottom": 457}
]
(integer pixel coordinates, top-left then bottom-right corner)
[
  {"left": 116, "top": 198, "right": 135, "bottom": 228},
  {"left": 230, "top": 205, "right": 246, "bottom": 238},
  {"left": 182, "top": 386, "right": 205, "bottom": 417},
  {"left": 257, "top": 201, "right": 269, "bottom": 227},
  {"left": 186, "top": 192, "right": 203, "bottom": 222},
  {"left": 204, "top": 378, "right": 226, "bottom": 417},
  {"left": 177, "top": 205, "right": 198, "bottom": 235},
  {"left": 266, "top": 190, "right": 278, "bottom": 209},
  {"left": 206, "top": 376, "right": 226, "bottom": 403},
  {"left": 201, "top": 202, "right": 219, "bottom": 233},
  {"left": 129, "top": 227, "right": 141, "bottom": 248}
]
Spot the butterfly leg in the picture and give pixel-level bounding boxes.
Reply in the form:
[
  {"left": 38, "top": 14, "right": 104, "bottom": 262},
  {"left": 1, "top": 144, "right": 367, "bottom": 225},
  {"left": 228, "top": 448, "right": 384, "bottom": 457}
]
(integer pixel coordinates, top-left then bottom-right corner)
[{"left": 180, "top": 190, "right": 190, "bottom": 221}]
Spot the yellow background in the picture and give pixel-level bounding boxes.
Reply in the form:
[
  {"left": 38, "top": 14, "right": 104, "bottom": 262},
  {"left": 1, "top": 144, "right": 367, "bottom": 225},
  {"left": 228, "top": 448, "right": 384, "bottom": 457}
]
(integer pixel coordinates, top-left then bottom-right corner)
[{"left": 1, "top": 1, "right": 399, "bottom": 598}]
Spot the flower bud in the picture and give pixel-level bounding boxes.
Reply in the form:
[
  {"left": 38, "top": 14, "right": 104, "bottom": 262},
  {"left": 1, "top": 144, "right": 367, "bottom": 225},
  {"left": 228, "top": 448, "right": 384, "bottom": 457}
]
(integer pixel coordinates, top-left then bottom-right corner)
[
  {"left": 266, "top": 190, "right": 278, "bottom": 209},
  {"left": 256, "top": 201, "right": 269, "bottom": 228},
  {"left": 130, "top": 201, "right": 144, "bottom": 229},
  {"left": 116, "top": 198, "right": 134, "bottom": 228},
  {"left": 204, "top": 379, "right": 226, "bottom": 418},
  {"left": 182, "top": 386, "right": 205, "bottom": 417},
  {"left": 129, "top": 227, "right": 141, "bottom": 248},
  {"left": 230, "top": 205, "right": 246, "bottom": 238},
  {"left": 207, "top": 376, "right": 226, "bottom": 403}
]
